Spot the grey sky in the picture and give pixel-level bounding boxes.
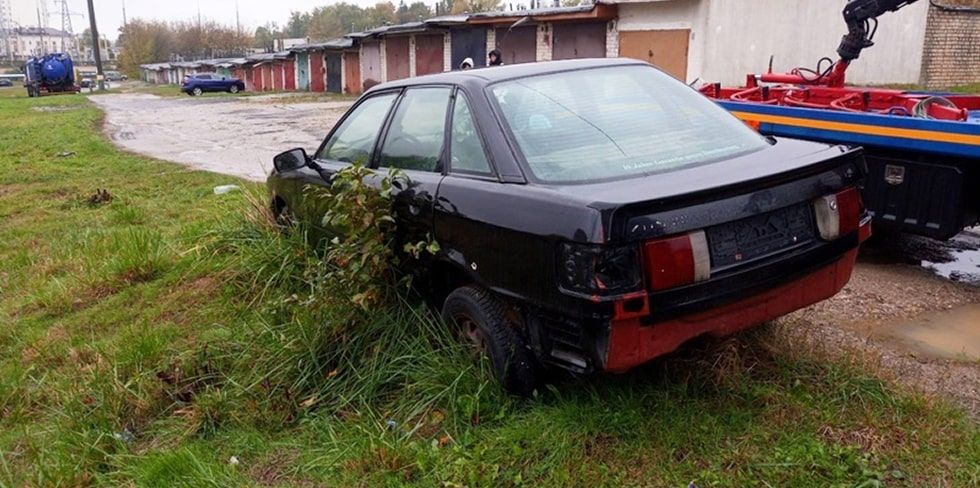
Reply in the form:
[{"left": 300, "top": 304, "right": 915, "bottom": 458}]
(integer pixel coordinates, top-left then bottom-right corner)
[{"left": 12, "top": 0, "right": 393, "bottom": 41}]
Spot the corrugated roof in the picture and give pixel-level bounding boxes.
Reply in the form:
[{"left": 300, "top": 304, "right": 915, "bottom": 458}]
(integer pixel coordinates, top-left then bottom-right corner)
[
  {"left": 289, "top": 38, "right": 354, "bottom": 52},
  {"left": 468, "top": 3, "right": 596, "bottom": 19}
]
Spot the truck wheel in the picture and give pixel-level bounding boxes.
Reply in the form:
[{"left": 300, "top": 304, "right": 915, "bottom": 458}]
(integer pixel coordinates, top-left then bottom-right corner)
[
  {"left": 192, "top": 87, "right": 203, "bottom": 96},
  {"left": 229, "top": 85, "right": 239, "bottom": 94},
  {"left": 442, "top": 286, "right": 540, "bottom": 396}
]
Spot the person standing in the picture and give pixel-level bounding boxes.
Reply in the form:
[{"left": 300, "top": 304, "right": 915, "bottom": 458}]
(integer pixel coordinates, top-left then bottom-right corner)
[{"left": 488, "top": 49, "right": 503, "bottom": 66}]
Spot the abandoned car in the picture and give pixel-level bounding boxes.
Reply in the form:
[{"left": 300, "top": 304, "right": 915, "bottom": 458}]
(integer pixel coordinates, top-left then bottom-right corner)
[{"left": 267, "top": 59, "right": 871, "bottom": 394}]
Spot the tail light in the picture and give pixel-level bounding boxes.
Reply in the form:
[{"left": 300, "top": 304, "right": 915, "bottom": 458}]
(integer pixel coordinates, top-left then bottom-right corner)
[
  {"left": 642, "top": 231, "right": 711, "bottom": 292},
  {"left": 813, "top": 187, "right": 861, "bottom": 240},
  {"left": 559, "top": 243, "right": 642, "bottom": 299}
]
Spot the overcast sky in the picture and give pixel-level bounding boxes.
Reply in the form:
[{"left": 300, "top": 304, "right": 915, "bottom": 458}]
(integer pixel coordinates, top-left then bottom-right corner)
[{"left": 12, "top": 0, "right": 392, "bottom": 40}]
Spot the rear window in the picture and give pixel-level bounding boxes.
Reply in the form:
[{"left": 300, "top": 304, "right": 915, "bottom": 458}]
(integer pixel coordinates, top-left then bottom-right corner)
[{"left": 490, "top": 65, "right": 768, "bottom": 183}]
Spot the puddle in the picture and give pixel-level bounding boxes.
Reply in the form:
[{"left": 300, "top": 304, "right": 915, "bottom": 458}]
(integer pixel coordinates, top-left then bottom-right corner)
[
  {"left": 862, "top": 228, "right": 980, "bottom": 285},
  {"left": 880, "top": 304, "right": 980, "bottom": 361},
  {"left": 921, "top": 230, "right": 980, "bottom": 284}
]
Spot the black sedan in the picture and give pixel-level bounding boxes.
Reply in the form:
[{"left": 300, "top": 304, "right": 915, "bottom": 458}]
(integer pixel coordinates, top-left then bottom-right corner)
[{"left": 268, "top": 59, "right": 871, "bottom": 394}]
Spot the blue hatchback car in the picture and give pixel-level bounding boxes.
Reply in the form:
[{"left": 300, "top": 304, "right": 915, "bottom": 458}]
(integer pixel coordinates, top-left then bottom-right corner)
[{"left": 181, "top": 73, "right": 245, "bottom": 96}]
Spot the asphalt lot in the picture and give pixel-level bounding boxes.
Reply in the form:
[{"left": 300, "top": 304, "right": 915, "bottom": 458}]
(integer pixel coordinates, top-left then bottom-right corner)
[
  {"left": 90, "top": 91, "right": 980, "bottom": 416},
  {"left": 91, "top": 93, "right": 353, "bottom": 181}
]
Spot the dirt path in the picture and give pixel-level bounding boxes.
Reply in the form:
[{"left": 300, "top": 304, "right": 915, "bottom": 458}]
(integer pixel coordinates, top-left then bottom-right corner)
[{"left": 90, "top": 93, "right": 353, "bottom": 181}]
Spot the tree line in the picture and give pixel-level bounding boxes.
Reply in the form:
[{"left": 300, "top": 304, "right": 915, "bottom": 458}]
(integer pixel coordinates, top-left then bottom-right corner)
[{"left": 116, "top": 0, "right": 551, "bottom": 76}]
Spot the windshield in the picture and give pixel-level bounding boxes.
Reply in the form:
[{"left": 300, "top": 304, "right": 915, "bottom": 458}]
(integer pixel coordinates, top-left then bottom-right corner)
[{"left": 490, "top": 65, "right": 768, "bottom": 183}]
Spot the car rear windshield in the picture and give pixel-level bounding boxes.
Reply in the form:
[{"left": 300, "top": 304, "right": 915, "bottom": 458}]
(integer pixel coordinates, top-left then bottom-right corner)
[{"left": 490, "top": 65, "right": 768, "bottom": 183}]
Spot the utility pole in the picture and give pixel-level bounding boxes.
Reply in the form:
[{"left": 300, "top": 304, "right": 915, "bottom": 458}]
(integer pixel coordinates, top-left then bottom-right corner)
[
  {"left": 235, "top": 0, "right": 240, "bottom": 36},
  {"left": 85, "top": 0, "right": 104, "bottom": 90},
  {"left": 121, "top": 0, "right": 127, "bottom": 27}
]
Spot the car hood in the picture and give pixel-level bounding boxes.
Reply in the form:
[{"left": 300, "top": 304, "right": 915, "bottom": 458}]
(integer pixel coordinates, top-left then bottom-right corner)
[{"left": 543, "top": 138, "right": 853, "bottom": 209}]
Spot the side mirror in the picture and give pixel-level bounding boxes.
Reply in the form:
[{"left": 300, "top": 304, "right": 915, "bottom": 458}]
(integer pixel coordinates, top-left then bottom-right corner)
[{"left": 273, "top": 148, "right": 310, "bottom": 172}]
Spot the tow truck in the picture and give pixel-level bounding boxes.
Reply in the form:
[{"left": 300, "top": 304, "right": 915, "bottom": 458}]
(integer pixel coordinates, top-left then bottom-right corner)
[{"left": 702, "top": 0, "right": 980, "bottom": 240}]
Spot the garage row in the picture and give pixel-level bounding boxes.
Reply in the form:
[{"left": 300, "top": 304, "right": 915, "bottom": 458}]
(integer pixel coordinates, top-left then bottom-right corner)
[{"left": 140, "top": 1, "right": 701, "bottom": 95}]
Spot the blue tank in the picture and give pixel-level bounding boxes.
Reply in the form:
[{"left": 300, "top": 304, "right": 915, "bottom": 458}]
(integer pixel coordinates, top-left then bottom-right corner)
[{"left": 24, "top": 52, "right": 78, "bottom": 97}]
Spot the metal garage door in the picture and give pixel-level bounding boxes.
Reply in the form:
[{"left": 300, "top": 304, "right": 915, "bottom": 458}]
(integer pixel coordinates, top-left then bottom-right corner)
[
  {"left": 415, "top": 34, "right": 445, "bottom": 76},
  {"left": 361, "top": 42, "right": 382, "bottom": 90},
  {"left": 553, "top": 22, "right": 606, "bottom": 60},
  {"left": 310, "top": 53, "right": 325, "bottom": 92},
  {"left": 344, "top": 51, "right": 361, "bottom": 94},
  {"left": 451, "top": 28, "right": 486, "bottom": 70},
  {"left": 385, "top": 36, "right": 410, "bottom": 81},
  {"left": 295, "top": 52, "right": 309, "bottom": 90},
  {"left": 494, "top": 26, "right": 537, "bottom": 65},
  {"left": 326, "top": 53, "right": 342, "bottom": 93},
  {"left": 618, "top": 29, "right": 690, "bottom": 81}
]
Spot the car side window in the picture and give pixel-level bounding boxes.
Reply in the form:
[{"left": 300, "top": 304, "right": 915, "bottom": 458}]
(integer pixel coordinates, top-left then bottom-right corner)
[
  {"left": 197, "top": 74, "right": 210, "bottom": 80},
  {"left": 378, "top": 87, "right": 452, "bottom": 172},
  {"left": 449, "top": 93, "right": 493, "bottom": 175},
  {"left": 316, "top": 92, "right": 398, "bottom": 164}
]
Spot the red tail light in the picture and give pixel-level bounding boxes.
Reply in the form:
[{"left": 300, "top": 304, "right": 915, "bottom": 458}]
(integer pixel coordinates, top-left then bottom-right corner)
[
  {"left": 813, "top": 187, "right": 862, "bottom": 240},
  {"left": 642, "top": 231, "right": 711, "bottom": 292}
]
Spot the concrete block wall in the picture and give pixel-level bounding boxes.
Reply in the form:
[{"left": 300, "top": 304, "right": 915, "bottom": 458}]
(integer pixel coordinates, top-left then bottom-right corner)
[
  {"left": 536, "top": 23, "right": 552, "bottom": 62},
  {"left": 605, "top": 19, "right": 619, "bottom": 58},
  {"left": 443, "top": 33, "right": 452, "bottom": 72},
  {"left": 408, "top": 35, "right": 417, "bottom": 77},
  {"left": 486, "top": 28, "right": 496, "bottom": 61},
  {"left": 920, "top": 3, "right": 980, "bottom": 88}
]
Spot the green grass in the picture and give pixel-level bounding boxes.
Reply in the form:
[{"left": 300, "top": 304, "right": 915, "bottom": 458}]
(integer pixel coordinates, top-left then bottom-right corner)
[
  {"left": 1, "top": 88, "right": 977, "bottom": 487},
  {"left": 94, "top": 82, "right": 359, "bottom": 103}
]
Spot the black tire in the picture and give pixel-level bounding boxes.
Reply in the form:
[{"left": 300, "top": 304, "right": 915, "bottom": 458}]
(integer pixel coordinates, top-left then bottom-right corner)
[
  {"left": 192, "top": 87, "right": 203, "bottom": 97},
  {"left": 442, "top": 286, "right": 540, "bottom": 396},
  {"left": 229, "top": 85, "right": 240, "bottom": 94}
]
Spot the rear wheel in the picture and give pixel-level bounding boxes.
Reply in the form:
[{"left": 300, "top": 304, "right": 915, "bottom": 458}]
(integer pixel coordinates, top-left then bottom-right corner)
[
  {"left": 192, "top": 87, "right": 203, "bottom": 96},
  {"left": 229, "top": 85, "right": 239, "bottom": 94},
  {"left": 442, "top": 286, "right": 540, "bottom": 396}
]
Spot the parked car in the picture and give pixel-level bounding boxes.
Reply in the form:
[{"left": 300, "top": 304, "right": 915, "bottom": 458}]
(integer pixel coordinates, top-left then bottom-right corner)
[
  {"left": 0, "top": 78, "right": 12, "bottom": 87},
  {"left": 267, "top": 58, "right": 871, "bottom": 394},
  {"left": 105, "top": 70, "right": 127, "bottom": 81},
  {"left": 78, "top": 77, "right": 93, "bottom": 88},
  {"left": 181, "top": 73, "right": 245, "bottom": 96}
]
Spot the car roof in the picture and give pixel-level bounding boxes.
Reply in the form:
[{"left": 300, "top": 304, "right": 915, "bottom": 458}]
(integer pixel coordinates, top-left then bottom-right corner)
[{"left": 365, "top": 58, "right": 650, "bottom": 93}]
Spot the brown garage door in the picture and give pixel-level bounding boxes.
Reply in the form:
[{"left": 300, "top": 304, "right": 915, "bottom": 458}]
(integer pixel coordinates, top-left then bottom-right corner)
[
  {"left": 415, "top": 34, "right": 445, "bottom": 76},
  {"left": 618, "top": 29, "right": 690, "bottom": 81},
  {"left": 553, "top": 22, "right": 606, "bottom": 60},
  {"left": 386, "top": 36, "right": 411, "bottom": 81},
  {"left": 494, "top": 26, "right": 537, "bottom": 65}
]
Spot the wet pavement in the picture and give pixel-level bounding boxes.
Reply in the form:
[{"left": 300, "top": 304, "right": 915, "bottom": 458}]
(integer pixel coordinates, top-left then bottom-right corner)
[{"left": 90, "top": 93, "right": 353, "bottom": 181}]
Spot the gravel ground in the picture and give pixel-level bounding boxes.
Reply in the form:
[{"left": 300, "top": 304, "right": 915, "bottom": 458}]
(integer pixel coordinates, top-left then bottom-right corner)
[
  {"left": 780, "top": 239, "right": 980, "bottom": 419},
  {"left": 90, "top": 93, "right": 353, "bottom": 181}
]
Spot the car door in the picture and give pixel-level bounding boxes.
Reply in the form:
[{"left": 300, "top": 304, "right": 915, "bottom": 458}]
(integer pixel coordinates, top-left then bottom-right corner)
[
  {"left": 432, "top": 89, "right": 505, "bottom": 284},
  {"left": 373, "top": 86, "right": 452, "bottom": 254},
  {"left": 295, "top": 90, "right": 401, "bottom": 222}
]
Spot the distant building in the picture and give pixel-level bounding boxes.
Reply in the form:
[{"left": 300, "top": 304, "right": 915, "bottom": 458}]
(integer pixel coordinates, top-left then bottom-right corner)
[{"left": 0, "top": 27, "right": 77, "bottom": 61}]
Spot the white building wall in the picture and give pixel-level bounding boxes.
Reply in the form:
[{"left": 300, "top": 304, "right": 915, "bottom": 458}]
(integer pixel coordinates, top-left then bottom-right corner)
[{"left": 616, "top": 0, "right": 930, "bottom": 85}]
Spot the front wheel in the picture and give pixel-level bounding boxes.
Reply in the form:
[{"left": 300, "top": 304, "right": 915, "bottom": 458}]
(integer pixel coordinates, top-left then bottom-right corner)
[
  {"left": 228, "top": 85, "right": 239, "bottom": 94},
  {"left": 442, "top": 286, "right": 540, "bottom": 396},
  {"left": 192, "top": 87, "right": 203, "bottom": 96}
]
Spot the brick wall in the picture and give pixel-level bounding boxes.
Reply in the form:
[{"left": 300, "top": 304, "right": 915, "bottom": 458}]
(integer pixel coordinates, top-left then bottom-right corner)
[{"left": 920, "top": 1, "right": 980, "bottom": 88}]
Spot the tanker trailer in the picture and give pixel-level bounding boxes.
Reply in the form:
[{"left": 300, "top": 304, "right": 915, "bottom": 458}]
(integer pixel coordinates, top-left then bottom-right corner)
[{"left": 24, "top": 53, "right": 80, "bottom": 98}]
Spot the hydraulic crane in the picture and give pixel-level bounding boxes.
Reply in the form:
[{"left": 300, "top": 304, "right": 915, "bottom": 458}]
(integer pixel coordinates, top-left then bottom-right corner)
[{"left": 701, "top": 0, "right": 980, "bottom": 240}]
